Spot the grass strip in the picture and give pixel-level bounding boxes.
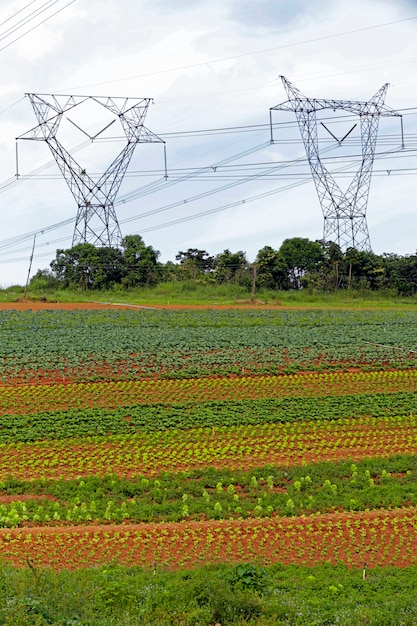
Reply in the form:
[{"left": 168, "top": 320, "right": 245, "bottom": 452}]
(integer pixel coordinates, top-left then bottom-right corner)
[{"left": 0, "top": 559, "right": 417, "bottom": 624}]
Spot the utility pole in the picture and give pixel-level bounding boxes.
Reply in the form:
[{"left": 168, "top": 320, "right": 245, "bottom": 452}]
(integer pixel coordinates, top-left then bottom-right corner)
[
  {"left": 251, "top": 262, "right": 257, "bottom": 303},
  {"left": 270, "top": 76, "right": 403, "bottom": 252},
  {"left": 23, "top": 233, "right": 36, "bottom": 298}
]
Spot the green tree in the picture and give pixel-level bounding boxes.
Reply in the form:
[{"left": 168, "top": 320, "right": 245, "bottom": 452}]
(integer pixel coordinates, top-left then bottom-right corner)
[
  {"left": 121, "top": 235, "right": 161, "bottom": 287},
  {"left": 255, "top": 246, "right": 289, "bottom": 290},
  {"left": 29, "top": 268, "right": 61, "bottom": 290},
  {"left": 381, "top": 253, "right": 417, "bottom": 295},
  {"left": 50, "top": 244, "right": 125, "bottom": 289},
  {"left": 94, "top": 246, "right": 125, "bottom": 288},
  {"left": 213, "top": 249, "right": 251, "bottom": 286},
  {"left": 344, "top": 248, "right": 385, "bottom": 290},
  {"left": 306, "top": 240, "right": 345, "bottom": 291},
  {"left": 175, "top": 248, "right": 215, "bottom": 279},
  {"left": 50, "top": 243, "right": 101, "bottom": 289},
  {"left": 278, "top": 237, "right": 324, "bottom": 289}
]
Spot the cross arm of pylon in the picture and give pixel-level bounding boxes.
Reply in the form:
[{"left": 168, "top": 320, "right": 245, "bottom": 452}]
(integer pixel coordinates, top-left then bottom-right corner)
[
  {"left": 137, "top": 125, "right": 165, "bottom": 144},
  {"left": 271, "top": 76, "right": 401, "bottom": 118},
  {"left": 16, "top": 114, "right": 61, "bottom": 141}
]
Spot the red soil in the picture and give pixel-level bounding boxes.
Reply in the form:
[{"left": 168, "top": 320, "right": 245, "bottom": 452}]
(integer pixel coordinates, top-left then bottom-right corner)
[
  {"left": 0, "top": 301, "right": 123, "bottom": 311},
  {"left": 0, "top": 494, "right": 57, "bottom": 504},
  {"left": 0, "top": 300, "right": 278, "bottom": 311},
  {"left": 0, "top": 507, "right": 415, "bottom": 570}
]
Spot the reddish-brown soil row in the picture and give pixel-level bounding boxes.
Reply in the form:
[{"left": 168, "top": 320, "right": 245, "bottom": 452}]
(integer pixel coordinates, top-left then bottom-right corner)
[
  {"left": 0, "top": 507, "right": 415, "bottom": 570},
  {"left": 1, "top": 370, "right": 415, "bottom": 415},
  {"left": 0, "top": 300, "right": 279, "bottom": 311},
  {"left": 0, "top": 495, "right": 57, "bottom": 504},
  {"left": 0, "top": 301, "right": 129, "bottom": 311}
]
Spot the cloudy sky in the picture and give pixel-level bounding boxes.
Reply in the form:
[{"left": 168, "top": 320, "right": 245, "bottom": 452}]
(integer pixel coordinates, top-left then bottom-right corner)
[{"left": 0, "top": 0, "right": 416, "bottom": 286}]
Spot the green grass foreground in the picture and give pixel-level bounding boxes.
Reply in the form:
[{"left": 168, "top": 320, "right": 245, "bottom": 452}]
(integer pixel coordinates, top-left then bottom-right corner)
[
  {"left": 3, "top": 280, "right": 417, "bottom": 308},
  {"left": 0, "top": 560, "right": 416, "bottom": 625}
]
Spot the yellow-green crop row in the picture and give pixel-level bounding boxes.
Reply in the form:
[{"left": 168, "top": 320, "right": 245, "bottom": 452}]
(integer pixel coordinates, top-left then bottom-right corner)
[
  {"left": 1, "top": 414, "right": 416, "bottom": 480},
  {"left": 1, "top": 369, "right": 417, "bottom": 416}
]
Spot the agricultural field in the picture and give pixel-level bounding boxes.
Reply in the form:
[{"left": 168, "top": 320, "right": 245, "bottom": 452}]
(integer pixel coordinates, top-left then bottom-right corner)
[{"left": 2, "top": 303, "right": 417, "bottom": 623}]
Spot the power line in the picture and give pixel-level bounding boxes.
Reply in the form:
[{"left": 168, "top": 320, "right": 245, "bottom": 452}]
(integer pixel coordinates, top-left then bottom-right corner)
[
  {"left": 0, "top": 140, "right": 413, "bottom": 256},
  {"left": 0, "top": 101, "right": 414, "bottom": 260},
  {"left": 0, "top": 1, "right": 64, "bottom": 43},
  {"left": 0, "top": 146, "right": 388, "bottom": 262},
  {"left": 0, "top": 0, "right": 77, "bottom": 53},
  {"left": 2, "top": 153, "right": 416, "bottom": 266},
  {"left": 0, "top": 1, "right": 38, "bottom": 28},
  {"left": 7, "top": 105, "right": 417, "bottom": 186}
]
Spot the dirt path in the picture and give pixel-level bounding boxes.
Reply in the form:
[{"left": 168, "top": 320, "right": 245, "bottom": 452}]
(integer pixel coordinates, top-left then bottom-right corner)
[{"left": 0, "top": 300, "right": 279, "bottom": 311}]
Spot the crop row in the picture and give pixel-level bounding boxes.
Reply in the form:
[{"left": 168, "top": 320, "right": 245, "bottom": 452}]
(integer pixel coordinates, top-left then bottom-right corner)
[
  {"left": 2, "top": 369, "right": 417, "bottom": 416},
  {"left": 2, "top": 391, "right": 417, "bottom": 443},
  {"left": 1, "top": 414, "right": 416, "bottom": 480},
  {"left": 1, "top": 507, "right": 417, "bottom": 569},
  {"left": 1, "top": 457, "right": 417, "bottom": 527},
  {"left": 4, "top": 346, "right": 415, "bottom": 385},
  {"left": 1, "top": 309, "right": 417, "bottom": 383}
]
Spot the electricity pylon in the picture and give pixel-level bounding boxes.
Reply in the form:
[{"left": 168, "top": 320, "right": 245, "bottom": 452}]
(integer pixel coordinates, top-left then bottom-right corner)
[
  {"left": 270, "top": 76, "right": 403, "bottom": 252},
  {"left": 18, "top": 94, "right": 165, "bottom": 248}
]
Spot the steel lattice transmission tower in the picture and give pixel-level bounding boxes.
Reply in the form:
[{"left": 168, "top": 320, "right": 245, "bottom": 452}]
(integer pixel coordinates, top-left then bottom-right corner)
[
  {"left": 18, "top": 94, "right": 165, "bottom": 248},
  {"left": 270, "top": 76, "right": 402, "bottom": 252}
]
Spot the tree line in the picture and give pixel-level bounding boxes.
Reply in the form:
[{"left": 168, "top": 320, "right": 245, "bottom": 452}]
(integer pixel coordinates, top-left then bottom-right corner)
[{"left": 29, "top": 234, "right": 417, "bottom": 295}]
